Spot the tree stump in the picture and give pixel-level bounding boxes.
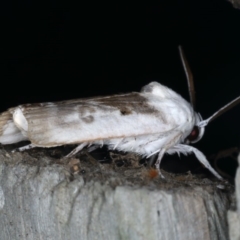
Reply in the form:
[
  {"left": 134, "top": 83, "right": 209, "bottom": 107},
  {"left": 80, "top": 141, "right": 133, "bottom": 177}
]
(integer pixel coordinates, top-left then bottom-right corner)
[{"left": 0, "top": 148, "right": 233, "bottom": 240}]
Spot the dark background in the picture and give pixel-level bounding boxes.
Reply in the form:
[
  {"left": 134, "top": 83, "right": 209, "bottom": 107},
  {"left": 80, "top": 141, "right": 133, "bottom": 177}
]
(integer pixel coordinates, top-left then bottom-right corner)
[{"left": 1, "top": 1, "right": 240, "bottom": 176}]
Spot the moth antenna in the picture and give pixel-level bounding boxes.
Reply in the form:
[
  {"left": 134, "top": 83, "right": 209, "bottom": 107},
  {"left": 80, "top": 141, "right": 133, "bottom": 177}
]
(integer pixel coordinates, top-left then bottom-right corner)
[
  {"left": 178, "top": 46, "right": 196, "bottom": 109},
  {"left": 198, "top": 96, "right": 240, "bottom": 127}
]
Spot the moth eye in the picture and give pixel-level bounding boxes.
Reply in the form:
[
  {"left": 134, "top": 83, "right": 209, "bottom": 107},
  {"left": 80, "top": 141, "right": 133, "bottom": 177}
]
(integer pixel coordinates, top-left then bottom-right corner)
[
  {"left": 187, "top": 126, "right": 200, "bottom": 142},
  {"left": 185, "top": 124, "right": 205, "bottom": 144}
]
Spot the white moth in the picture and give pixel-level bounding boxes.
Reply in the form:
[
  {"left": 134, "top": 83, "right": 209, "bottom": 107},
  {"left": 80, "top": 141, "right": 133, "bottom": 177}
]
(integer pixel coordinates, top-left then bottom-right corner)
[{"left": 0, "top": 47, "right": 239, "bottom": 180}]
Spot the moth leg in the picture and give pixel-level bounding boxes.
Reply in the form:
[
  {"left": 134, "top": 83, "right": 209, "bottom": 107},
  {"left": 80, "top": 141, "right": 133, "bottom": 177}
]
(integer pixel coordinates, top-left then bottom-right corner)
[
  {"left": 188, "top": 146, "right": 222, "bottom": 180},
  {"left": 154, "top": 133, "right": 182, "bottom": 178},
  {"left": 12, "top": 144, "right": 36, "bottom": 152},
  {"left": 87, "top": 145, "right": 99, "bottom": 153},
  {"left": 168, "top": 144, "right": 223, "bottom": 180},
  {"left": 155, "top": 149, "right": 166, "bottom": 178},
  {"left": 147, "top": 155, "right": 157, "bottom": 167},
  {"left": 65, "top": 142, "right": 88, "bottom": 158}
]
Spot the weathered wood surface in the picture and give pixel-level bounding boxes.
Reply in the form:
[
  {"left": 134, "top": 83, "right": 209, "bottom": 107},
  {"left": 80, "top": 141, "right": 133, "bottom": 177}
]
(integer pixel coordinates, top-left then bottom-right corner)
[
  {"left": 0, "top": 149, "right": 232, "bottom": 240},
  {"left": 228, "top": 154, "right": 240, "bottom": 240}
]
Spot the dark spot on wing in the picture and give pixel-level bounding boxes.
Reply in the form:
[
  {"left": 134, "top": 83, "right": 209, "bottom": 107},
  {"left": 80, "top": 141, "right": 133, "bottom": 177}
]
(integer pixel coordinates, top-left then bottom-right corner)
[
  {"left": 22, "top": 102, "right": 55, "bottom": 109},
  {"left": 93, "top": 93, "right": 158, "bottom": 115},
  {"left": 119, "top": 107, "right": 132, "bottom": 115},
  {"left": 82, "top": 115, "right": 94, "bottom": 123},
  {"left": 78, "top": 105, "right": 96, "bottom": 116},
  {"left": 23, "top": 103, "right": 43, "bottom": 108}
]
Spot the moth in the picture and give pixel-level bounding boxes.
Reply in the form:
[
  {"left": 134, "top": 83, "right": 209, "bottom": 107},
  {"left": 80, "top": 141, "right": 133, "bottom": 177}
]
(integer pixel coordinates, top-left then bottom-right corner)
[{"left": 0, "top": 47, "right": 239, "bottom": 180}]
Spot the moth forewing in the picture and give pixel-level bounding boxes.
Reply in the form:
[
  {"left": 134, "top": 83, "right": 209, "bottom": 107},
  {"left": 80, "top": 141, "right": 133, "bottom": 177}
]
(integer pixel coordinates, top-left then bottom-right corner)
[
  {"left": 0, "top": 110, "right": 28, "bottom": 145},
  {"left": 0, "top": 82, "right": 196, "bottom": 162},
  {"left": 10, "top": 82, "right": 195, "bottom": 149}
]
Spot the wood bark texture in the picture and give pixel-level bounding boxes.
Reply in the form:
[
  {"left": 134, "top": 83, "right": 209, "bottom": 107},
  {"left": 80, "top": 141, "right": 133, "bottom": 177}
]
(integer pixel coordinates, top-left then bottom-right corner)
[{"left": 0, "top": 149, "right": 232, "bottom": 240}]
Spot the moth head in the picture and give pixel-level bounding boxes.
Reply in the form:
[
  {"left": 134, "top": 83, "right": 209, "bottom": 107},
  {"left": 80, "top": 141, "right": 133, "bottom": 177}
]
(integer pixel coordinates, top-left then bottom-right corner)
[
  {"left": 185, "top": 113, "right": 205, "bottom": 144},
  {"left": 179, "top": 46, "right": 240, "bottom": 145}
]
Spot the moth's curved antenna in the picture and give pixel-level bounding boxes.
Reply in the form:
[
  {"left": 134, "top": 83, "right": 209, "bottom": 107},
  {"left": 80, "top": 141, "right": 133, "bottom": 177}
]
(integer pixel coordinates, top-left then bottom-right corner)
[
  {"left": 178, "top": 46, "right": 196, "bottom": 109},
  {"left": 198, "top": 96, "right": 240, "bottom": 127}
]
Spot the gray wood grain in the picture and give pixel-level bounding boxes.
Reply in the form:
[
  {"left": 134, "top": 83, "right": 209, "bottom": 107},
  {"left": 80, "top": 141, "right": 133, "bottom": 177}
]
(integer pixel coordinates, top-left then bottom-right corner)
[
  {"left": 0, "top": 150, "right": 231, "bottom": 240},
  {"left": 228, "top": 154, "right": 240, "bottom": 240}
]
